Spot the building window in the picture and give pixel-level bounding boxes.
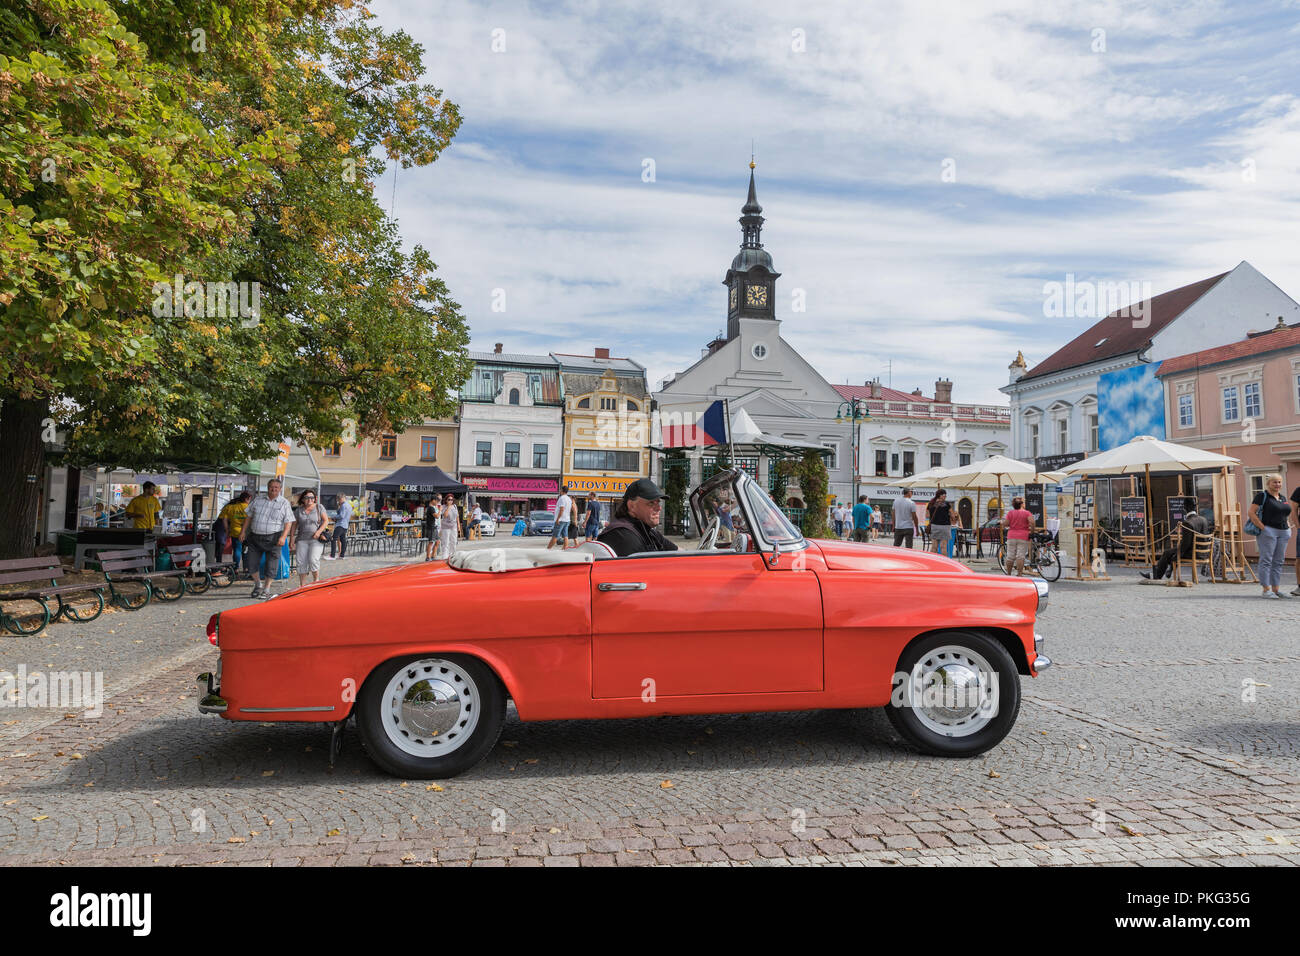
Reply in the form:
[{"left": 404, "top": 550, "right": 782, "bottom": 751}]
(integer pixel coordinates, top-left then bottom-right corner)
[
  {"left": 508, "top": 388, "right": 520, "bottom": 405},
  {"left": 875, "top": 449, "right": 888, "bottom": 477},
  {"left": 1222, "top": 386, "right": 1240, "bottom": 422},
  {"left": 822, "top": 443, "right": 838, "bottom": 470},
  {"left": 600, "top": 397, "right": 617, "bottom": 411},
  {"left": 1029, "top": 423, "right": 1039, "bottom": 459},
  {"left": 532, "top": 444, "right": 548, "bottom": 469},
  {"left": 475, "top": 441, "right": 491, "bottom": 467},
  {"left": 379, "top": 435, "right": 397, "bottom": 459},
  {"left": 324, "top": 441, "right": 341, "bottom": 457},
  {"left": 930, "top": 452, "right": 943, "bottom": 468},
  {"left": 420, "top": 437, "right": 437, "bottom": 461},
  {"left": 959, "top": 453, "right": 971, "bottom": 467},
  {"left": 504, "top": 442, "right": 520, "bottom": 468},
  {"left": 574, "top": 449, "right": 641, "bottom": 471},
  {"left": 890, "top": 452, "right": 899, "bottom": 474},
  {"left": 1243, "top": 382, "right": 1261, "bottom": 419},
  {"left": 903, "top": 451, "right": 915, "bottom": 477},
  {"left": 1057, "top": 419, "right": 1068, "bottom": 455},
  {"left": 1178, "top": 394, "right": 1194, "bottom": 429},
  {"left": 576, "top": 397, "right": 590, "bottom": 409},
  {"left": 626, "top": 400, "right": 639, "bottom": 412}
]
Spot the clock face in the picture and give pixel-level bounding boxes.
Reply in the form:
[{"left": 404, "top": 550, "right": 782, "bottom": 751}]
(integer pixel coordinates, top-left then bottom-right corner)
[
  {"left": 729, "top": 286, "right": 737, "bottom": 310},
  {"left": 746, "top": 284, "right": 768, "bottom": 307}
]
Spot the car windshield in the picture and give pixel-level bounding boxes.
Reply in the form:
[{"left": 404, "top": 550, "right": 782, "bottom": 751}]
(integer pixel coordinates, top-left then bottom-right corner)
[
  {"left": 531, "top": 512, "right": 553, "bottom": 520},
  {"left": 690, "top": 469, "right": 803, "bottom": 548}
]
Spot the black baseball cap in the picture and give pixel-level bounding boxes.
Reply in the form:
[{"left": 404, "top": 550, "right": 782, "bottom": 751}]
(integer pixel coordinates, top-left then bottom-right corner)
[{"left": 623, "top": 477, "right": 667, "bottom": 502}]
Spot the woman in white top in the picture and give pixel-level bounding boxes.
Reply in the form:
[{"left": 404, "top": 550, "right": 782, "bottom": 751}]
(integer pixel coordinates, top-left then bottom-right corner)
[
  {"left": 292, "top": 491, "right": 331, "bottom": 588},
  {"left": 438, "top": 494, "right": 460, "bottom": 560}
]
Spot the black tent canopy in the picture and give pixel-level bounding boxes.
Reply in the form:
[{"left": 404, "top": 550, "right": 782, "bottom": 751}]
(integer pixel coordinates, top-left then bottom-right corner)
[{"left": 365, "top": 465, "right": 466, "bottom": 495}]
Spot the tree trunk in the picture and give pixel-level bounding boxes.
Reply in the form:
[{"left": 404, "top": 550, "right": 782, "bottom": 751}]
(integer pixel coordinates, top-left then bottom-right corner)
[{"left": 0, "top": 394, "right": 49, "bottom": 559}]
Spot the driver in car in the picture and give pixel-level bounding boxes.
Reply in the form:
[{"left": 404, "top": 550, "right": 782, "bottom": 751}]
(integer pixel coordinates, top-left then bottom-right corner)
[{"left": 597, "top": 478, "right": 679, "bottom": 557}]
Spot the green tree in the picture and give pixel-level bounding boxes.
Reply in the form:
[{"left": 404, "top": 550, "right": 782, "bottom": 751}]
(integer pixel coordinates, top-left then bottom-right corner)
[
  {"left": 0, "top": 0, "right": 470, "bottom": 556},
  {"left": 795, "top": 449, "right": 830, "bottom": 538}
]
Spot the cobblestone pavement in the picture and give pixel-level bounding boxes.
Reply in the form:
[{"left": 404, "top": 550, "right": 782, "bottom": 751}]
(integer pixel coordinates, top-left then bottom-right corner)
[{"left": 1, "top": 542, "right": 1297, "bottom": 866}]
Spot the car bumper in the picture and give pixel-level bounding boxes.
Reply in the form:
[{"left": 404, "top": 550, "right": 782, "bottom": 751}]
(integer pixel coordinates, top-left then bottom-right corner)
[{"left": 1033, "top": 631, "right": 1051, "bottom": 671}]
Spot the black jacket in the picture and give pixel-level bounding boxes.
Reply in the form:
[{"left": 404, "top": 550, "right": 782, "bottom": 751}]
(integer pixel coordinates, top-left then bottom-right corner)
[{"left": 597, "top": 516, "right": 678, "bottom": 557}]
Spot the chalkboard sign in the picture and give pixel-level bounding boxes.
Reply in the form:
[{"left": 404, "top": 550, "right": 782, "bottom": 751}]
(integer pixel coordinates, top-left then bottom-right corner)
[
  {"left": 1024, "top": 483, "right": 1044, "bottom": 527},
  {"left": 163, "top": 492, "right": 184, "bottom": 519},
  {"left": 1120, "top": 496, "right": 1146, "bottom": 538}
]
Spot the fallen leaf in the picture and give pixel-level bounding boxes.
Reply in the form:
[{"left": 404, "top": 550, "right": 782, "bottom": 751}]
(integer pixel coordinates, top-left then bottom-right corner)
[
  {"left": 4, "top": 799, "right": 18, "bottom": 806},
  {"left": 63, "top": 714, "right": 76, "bottom": 720},
  {"left": 660, "top": 780, "right": 674, "bottom": 789},
  {"left": 1265, "top": 835, "right": 1292, "bottom": 845},
  {"left": 32, "top": 815, "right": 48, "bottom": 822},
  {"left": 262, "top": 770, "right": 274, "bottom": 776},
  {"left": 549, "top": 827, "right": 561, "bottom": 834},
  {"left": 227, "top": 836, "right": 246, "bottom": 843},
  {"left": 501, "top": 740, "right": 518, "bottom": 748},
  {"left": 988, "top": 770, "right": 1001, "bottom": 778},
  {"left": 1032, "top": 843, "right": 1048, "bottom": 850},
  {"left": 327, "top": 828, "right": 341, "bottom": 836},
  {"left": 1077, "top": 743, "right": 1088, "bottom": 751},
  {"left": 524, "top": 758, "right": 538, "bottom": 765},
  {"left": 426, "top": 784, "right": 443, "bottom": 792},
  {"left": 1118, "top": 824, "right": 1143, "bottom": 836},
  {"left": 69, "top": 753, "right": 83, "bottom": 760}
]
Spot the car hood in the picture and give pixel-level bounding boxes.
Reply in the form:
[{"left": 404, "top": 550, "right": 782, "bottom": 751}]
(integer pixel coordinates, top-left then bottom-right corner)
[{"left": 812, "top": 539, "right": 974, "bottom": 573}]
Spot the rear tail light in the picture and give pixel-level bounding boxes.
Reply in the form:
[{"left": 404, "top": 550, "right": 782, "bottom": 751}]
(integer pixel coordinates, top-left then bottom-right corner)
[{"left": 206, "top": 613, "right": 220, "bottom": 646}]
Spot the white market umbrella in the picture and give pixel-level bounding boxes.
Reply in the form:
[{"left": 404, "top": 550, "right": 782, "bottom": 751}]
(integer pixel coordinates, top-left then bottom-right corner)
[
  {"left": 891, "top": 466, "right": 951, "bottom": 489},
  {"left": 1058, "top": 435, "right": 1240, "bottom": 555},
  {"left": 941, "top": 456, "right": 1068, "bottom": 548}
]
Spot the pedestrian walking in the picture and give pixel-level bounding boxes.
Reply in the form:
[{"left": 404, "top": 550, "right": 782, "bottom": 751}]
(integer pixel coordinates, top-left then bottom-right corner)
[
  {"left": 870, "top": 506, "right": 881, "bottom": 540},
  {"left": 892, "top": 489, "right": 918, "bottom": 549},
  {"left": 239, "top": 479, "right": 294, "bottom": 599},
  {"left": 583, "top": 492, "right": 601, "bottom": 541},
  {"left": 1250, "top": 474, "right": 1295, "bottom": 598},
  {"left": 424, "top": 498, "right": 440, "bottom": 561},
  {"left": 851, "top": 495, "right": 873, "bottom": 543},
  {"left": 1002, "top": 497, "right": 1034, "bottom": 576},
  {"left": 438, "top": 493, "right": 460, "bottom": 560},
  {"left": 928, "top": 490, "right": 953, "bottom": 555},
  {"left": 292, "top": 490, "right": 330, "bottom": 589},
  {"left": 217, "top": 492, "right": 251, "bottom": 567},
  {"left": 327, "top": 496, "right": 352, "bottom": 559},
  {"left": 832, "top": 503, "right": 844, "bottom": 539},
  {"left": 470, "top": 503, "right": 484, "bottom": 540},
  {"left": 548, "top": 485, "right": 575, "bottom": 550}
]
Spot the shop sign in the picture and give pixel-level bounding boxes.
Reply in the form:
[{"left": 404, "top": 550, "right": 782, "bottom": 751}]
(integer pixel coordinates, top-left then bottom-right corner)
[
  {"left": 463, "top": 475, "right": 558, "bottom": 494},
  {"left": 561, "top": 474, "right": 639, "bottom": 495}
]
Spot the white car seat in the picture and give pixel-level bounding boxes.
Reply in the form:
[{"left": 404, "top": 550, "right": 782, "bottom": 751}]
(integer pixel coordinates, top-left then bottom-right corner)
[
  {"left": 574, "top": 540, "right": 616, "bottom": 560},
  {"left": 448, "top": 548, "right": 594, "bottom": 572}
]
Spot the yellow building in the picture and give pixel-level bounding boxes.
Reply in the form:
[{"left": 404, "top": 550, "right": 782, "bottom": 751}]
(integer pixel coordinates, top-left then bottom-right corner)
[
  {"left": 554, "top": 349, "right": 650, "bottom": 516},
  {"left": 314, "top": 419, "right": 459, "bottom": 508}
]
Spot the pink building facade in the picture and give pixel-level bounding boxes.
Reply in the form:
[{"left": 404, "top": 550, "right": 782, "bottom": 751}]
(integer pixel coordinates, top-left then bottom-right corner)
[{"left": 1157, "top": 321, "right": 1300, "bottom": 555}]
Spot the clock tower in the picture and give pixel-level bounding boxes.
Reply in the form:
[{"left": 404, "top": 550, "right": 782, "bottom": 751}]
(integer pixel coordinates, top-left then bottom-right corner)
[{"left": 724, "top": 162, "right": 780, "bottom": 340}]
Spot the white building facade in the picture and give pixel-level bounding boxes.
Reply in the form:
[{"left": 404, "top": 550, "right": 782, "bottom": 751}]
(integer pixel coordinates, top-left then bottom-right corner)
[
  {"left": 457, "top": 347, "right": 565, "bottom": 515},
  {"left": 838, "top": 379, "right": 1010, "bottom": 528}
]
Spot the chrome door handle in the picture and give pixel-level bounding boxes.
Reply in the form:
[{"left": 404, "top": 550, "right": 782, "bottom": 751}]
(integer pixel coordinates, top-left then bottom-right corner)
[{"left": 598, "top": 582, "right": 647, "bottom": 591}]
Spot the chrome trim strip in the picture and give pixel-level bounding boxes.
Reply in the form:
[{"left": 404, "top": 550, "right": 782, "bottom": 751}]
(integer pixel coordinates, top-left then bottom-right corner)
[
  {"left": 238, "top": 705, "right": 336, "bottom": 713},
  {"left": 1033, "top": 579, "right": 1049, "bottom": 614}
]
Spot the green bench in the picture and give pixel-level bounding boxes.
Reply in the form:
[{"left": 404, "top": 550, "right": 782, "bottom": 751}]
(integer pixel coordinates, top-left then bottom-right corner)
[{"left": 0, "top": 557, "right": 108, "bottom": 635}]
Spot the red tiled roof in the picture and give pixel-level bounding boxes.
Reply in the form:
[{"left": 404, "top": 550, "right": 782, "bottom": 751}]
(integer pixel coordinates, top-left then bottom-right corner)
[
  {"left": 835, "top": 384, "right": 934, "bottom": 403},
  {"left": 1157, "top": 324, "right": 1300, "bottom": 376},
  {"left": 1018, "top": 271, "right": 1229, "bottom": 383}
]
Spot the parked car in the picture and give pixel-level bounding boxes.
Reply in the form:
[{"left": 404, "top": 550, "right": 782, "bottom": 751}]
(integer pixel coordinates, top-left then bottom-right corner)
[
  {"left": 477, "top": 515, "right": 497, "bottom": 537},
  {"left": 524, "top": 510, "right": 555, "bottom": 536},
  {"left": 198, "top": 468, "right": 1051, "bottom": 779}
]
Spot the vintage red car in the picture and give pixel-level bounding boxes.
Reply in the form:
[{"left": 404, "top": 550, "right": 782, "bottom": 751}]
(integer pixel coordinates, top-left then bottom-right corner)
[{"left": 198, "top": 469, "right": 1051, "bottom": 778}]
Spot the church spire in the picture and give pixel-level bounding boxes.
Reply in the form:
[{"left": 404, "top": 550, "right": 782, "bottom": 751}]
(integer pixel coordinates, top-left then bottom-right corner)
[{"left": 740, "top": 160, "right": 764, "bottom": 248}]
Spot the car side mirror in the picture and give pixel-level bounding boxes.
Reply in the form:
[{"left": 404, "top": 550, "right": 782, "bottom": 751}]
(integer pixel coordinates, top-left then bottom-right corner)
[{"left": 733, "top": 532, "right": 751, "bottom": 553}]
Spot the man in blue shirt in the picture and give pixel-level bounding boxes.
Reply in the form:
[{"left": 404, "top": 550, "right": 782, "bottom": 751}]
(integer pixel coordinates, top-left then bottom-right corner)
[
  {"left": 327, "top": 496, "right": 353, "bottom": 559},
  {"left": 851, "top": 495, "right": 874, "bottom": 543}
]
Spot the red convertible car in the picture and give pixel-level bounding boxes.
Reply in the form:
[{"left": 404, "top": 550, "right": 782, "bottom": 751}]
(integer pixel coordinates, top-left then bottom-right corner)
[{"left": 198, "top": 469, "right": 1050, "bottom": 778}]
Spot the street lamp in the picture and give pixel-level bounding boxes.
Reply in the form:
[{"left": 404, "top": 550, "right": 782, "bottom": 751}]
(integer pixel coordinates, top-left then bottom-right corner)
[{"left": 835, "top": 398, "right": 872, "bottom": 506}]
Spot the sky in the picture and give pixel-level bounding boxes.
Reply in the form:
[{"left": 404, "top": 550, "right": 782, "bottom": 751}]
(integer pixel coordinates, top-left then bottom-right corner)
[{"left": 371, "top": 0, "right": 1300, "bottom": 406}]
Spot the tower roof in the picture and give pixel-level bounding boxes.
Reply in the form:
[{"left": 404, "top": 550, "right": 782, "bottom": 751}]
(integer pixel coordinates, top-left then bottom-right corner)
[{"left": 741, "top": 168, "right": 762, "bottom": 215}]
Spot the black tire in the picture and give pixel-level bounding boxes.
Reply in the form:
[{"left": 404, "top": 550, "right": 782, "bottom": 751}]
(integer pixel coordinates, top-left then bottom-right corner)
[
  {"left": 59, "top": 591, "right": 105, "bottom": 623},
  {"left": 884, "top": 630, "right": 1021, "bottom": 757},
  {"left": 1036, "top": 547, "right": 1062, "bottom": 582},
  {"left": 355, "top": 654, "right": 507, "bottom": 779}
]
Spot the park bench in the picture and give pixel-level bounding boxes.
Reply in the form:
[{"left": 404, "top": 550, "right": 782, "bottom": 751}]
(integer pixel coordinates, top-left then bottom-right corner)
[
  {"left": 0, "top": 557, "right": 108, "bottom": 635},
  {"left": 98, "top": 547, "right": 186, "bottom": 610},
  {"left": 164, "top": 544, "right": 238, "bottom": 594}
]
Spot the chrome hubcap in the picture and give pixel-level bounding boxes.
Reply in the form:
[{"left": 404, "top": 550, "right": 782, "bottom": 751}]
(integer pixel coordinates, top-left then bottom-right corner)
[
  {"left": 382, "top": 659, "right": 479, "bottom": 757},
  {"left": 905, "top": 645, "right": 999, "bottom": 737}
]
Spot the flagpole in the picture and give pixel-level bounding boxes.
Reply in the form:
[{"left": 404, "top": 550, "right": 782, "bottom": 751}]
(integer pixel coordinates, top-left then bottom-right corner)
[{"left": 723, "top": 398, "right": 735, "bottom": 466}]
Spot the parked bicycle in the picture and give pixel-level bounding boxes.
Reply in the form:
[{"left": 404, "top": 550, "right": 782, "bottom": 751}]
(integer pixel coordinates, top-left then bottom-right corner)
[{"left": 996, "top": 532, "right": 1062, "bottom": 582}]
